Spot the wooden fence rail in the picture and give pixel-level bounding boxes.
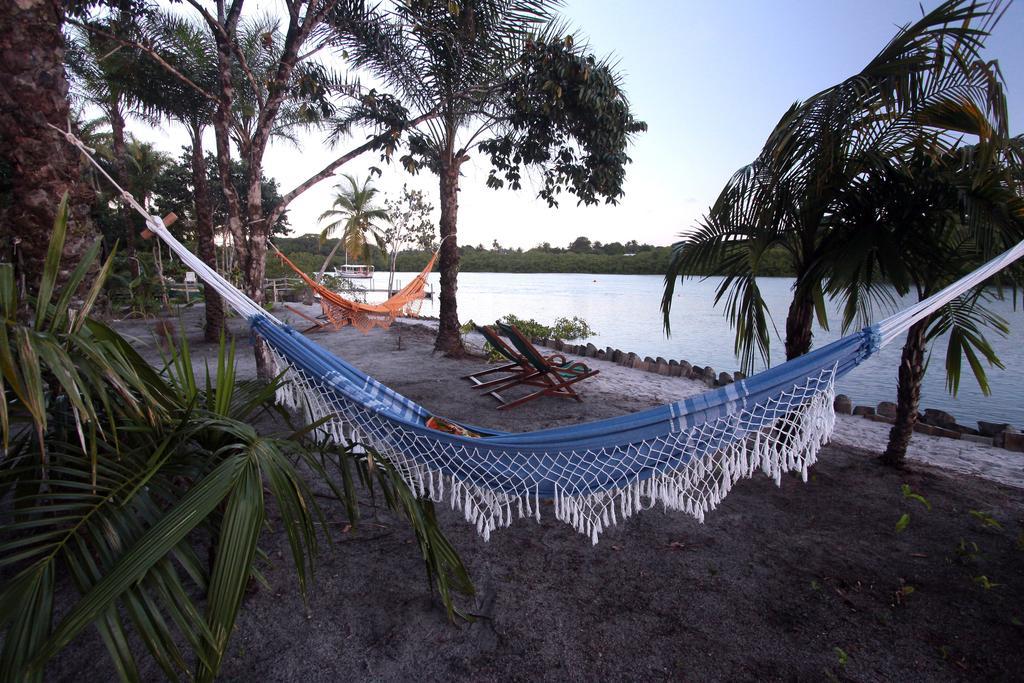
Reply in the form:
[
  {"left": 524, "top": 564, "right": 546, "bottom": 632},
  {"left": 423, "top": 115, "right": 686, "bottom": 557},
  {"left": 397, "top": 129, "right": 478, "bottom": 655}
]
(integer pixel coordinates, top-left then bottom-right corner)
[{"left": 165, "top": 276, "right": 432, "bottom": 303}]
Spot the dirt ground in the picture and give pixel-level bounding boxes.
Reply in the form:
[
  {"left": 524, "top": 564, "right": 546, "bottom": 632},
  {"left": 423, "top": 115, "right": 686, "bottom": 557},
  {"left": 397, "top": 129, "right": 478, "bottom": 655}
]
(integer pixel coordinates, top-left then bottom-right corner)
[{"left": 51, "top": 307, "right": 1024, "bottom": 681}]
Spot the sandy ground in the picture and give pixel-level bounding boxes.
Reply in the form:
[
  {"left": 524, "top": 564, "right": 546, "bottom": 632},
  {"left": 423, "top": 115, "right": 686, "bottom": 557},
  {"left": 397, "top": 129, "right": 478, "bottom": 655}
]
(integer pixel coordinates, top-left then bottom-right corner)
[
  {"left": 832, "top": 417, "right": 1024, "bottom": 490},
  {"left": 50, "top": 305, "right": 1024, "bottom": 681}
]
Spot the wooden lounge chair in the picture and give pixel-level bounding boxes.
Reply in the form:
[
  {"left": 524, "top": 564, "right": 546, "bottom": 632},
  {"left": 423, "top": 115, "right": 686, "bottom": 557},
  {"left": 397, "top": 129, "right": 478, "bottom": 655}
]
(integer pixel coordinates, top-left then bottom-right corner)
[
  {"left": 489, "top": 322, "right": 600, "bottom": 410},
  {"left": 285, "top": 304, "right": 334, "bottom": 333},
  {"left": 465, "top": 325, "right": 584, "bottom": 405},
  {"left": 463, "top": 325, "right": 529, "bottom": 390},
  {"left": 465, "top": 324, "right": 562, "bottom": 403}
]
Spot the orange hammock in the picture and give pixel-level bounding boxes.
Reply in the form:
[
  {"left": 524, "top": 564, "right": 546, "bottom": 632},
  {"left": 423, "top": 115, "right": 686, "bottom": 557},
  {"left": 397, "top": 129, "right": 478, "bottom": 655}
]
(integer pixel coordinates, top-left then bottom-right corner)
[{"left": 272, "top": 244, "right": 439, "bottom": 333}]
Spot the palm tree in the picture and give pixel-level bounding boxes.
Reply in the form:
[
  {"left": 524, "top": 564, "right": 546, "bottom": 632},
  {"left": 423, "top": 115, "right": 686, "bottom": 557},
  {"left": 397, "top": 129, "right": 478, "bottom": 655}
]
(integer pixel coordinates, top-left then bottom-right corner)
[
  {"left": 662, "top": 0, "right": 1008, "bottom": 374},
  {"left": 132, "top": 12, "right": 226, "bottom": 340},
  {"left": 330, "top": 1, "right": 645, "bottom": 355},
  {"left": 0, "top": 2, "right": 95, "bottom": 302},
  {"left": 0, "top": 202, "right": 472, "bottom": 680},
  {"left": 316, "top": 174, "right": 390, "bottom": 280},
  {"left": 137, "top": 5, "right": 361, "bottom": 380},
  {"left": 132, "top": 11, "right": 340, "bottom": 339},
  {"left": 66, "top": 18, "right": 161, "bottom": 279},
  {"left": 817, "top": 139, "right": 1024, "bottom": 465},
  {"left": 332, "top": 1, "right": 558, "bottom": 353},
  {"left": 227, "top": 14, "right": 343, "bottom": 154}
]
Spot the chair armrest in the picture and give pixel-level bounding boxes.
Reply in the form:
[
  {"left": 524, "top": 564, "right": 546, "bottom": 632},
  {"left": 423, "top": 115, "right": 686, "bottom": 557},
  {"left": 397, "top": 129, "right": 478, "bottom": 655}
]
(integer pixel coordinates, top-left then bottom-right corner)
[{"left": 559, "top": 361, "right": 592, "bottom": 375}]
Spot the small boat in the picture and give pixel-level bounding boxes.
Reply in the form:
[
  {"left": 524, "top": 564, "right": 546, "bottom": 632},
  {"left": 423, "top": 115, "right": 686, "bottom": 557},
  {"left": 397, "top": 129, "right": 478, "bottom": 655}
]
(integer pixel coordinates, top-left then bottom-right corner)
[{"left": 323, "top": 264, "right": 374, "bottom": 280}]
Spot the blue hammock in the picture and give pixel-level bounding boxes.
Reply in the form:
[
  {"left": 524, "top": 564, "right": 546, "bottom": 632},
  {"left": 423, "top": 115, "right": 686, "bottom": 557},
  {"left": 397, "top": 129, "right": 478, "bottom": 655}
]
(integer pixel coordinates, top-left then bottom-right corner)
[
  {"left": 255, "top": 233, "right": 1023, "bottom": 542},
  {"left": 203, "top": 230, "right": 1024, "bottom": 542},
  {"left": 55, "top": 126, "right": 1024, "bottom": 542}
]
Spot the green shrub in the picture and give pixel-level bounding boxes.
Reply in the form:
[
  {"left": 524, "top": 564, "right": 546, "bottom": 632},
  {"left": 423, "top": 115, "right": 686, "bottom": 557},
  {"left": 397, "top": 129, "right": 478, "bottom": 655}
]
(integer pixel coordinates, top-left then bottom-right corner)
[
  {"left": 549, "top": 316, "right": 596, "bottom": 340},
  {"left": 498, "top": 313, "right": 595, "bottom": 341},
  {"left": 0, "top": 199, "right": 471, "bottom": 681},
  {"left": 464, "top": 314, "right": 596, "bottom": 362}
]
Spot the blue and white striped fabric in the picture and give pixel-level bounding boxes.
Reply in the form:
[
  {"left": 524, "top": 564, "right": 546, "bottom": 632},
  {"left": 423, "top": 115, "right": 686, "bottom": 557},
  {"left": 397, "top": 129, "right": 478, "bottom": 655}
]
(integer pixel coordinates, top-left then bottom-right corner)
[{"left": 255, "top": 315, "right": 874, "bottom": 493}]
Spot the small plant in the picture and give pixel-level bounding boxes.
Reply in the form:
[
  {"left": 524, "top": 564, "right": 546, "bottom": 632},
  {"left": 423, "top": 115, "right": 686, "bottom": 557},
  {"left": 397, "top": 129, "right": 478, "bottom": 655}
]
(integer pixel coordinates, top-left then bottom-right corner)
[
  {"left": 955, "top": 538, "right": 981, "bottom": 564},
  {"left": 894, "top": 483, "right": 931, "bottom": 534},
  {"left": 834, "top": 647, "right": 849, "bottom": 668},
  {"left": 973, "top": 575, "right": 1001, "bottom": 590},
  {"left": 104, "top": 252, "right": 167, "bottom": 318},
  {"left": 549, "top": 315, "right": 596, "bottom": 340},
  {"left": 460, "top": 319, "right": 477, "bottom": 338},
  {"left": 460, "top": 320, "right": 502, "bottom": 361},
  {"left": 893, "top": 579, "right": 915, "bottom": 606},
  {"left": 968, "top": 510, "right": 1003, "bottom": 531},
  {"left": 901, "top": 483, "right": 931, "bottom": 510},
  {"left": 497, "top": 313, "right": 549, "bottom": 340},
  {"left": 467, "top": 314, "right": 597, "bottom": 362}
]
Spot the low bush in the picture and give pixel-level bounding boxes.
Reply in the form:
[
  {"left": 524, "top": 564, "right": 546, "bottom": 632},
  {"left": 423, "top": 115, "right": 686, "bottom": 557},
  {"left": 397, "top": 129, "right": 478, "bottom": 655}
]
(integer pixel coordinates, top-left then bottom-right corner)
[{"left": 0, "top": 199, "right": 472, "bottom": 681}]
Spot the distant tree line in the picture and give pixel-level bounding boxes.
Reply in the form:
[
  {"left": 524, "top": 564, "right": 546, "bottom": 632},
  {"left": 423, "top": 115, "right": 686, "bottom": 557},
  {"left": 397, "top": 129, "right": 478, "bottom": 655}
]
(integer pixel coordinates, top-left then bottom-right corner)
[{"left": 270, "top": 233, "right": 798, "bottom": 276}]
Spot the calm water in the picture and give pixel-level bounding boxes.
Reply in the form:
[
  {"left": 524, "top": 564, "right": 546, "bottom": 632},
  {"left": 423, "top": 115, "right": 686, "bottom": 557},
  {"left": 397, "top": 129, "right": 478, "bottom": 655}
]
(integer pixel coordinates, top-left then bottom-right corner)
[{"left": 372, "top": 271, "right": 1023, "bottom": 428}]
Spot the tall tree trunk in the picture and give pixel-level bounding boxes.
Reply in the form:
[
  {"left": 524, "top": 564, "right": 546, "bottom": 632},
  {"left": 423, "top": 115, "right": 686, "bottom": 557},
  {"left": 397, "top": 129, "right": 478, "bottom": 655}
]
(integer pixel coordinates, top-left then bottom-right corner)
[
  {"left": 882, "top": 315, "right": 932, "bottom": 467},
  {"left": 317, "top": 239, "right": 345, "bottom": 281},
  {"left": 0, "top": 0, "right": 93, "bottom": 303},
  {"left": 388, "top": 248, "right": 398, "bottom": 295},
  {"left": 245, "top": 160, "right": 273, "bottom": 380},
  {"left": 784, "top": 290, "right": 815, "bottom": 360},
  {"left": 210, "top": 17, "right": 247, "bottom": 292},
  {"left": 209, "top": 16, "right": 263, "bottom": 372},
  {"left": 212, "top": 132, "right": 245, "bottom": 278},
  {"left": 190, "top": 132, "right": 224, "bottom": 341},
  {"left": 153, "top": 241, "right": 171, "bottom": 311},
  {"left": 109, "top": 108, "right": 139, "bottom": 278},
  {"left": 435, "top": 155, "right": 465, "bottom": 355}
]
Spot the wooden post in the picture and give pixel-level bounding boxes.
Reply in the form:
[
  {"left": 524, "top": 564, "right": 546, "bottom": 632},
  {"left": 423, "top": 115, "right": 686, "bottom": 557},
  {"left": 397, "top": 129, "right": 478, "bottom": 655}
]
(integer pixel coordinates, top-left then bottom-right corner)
[
  {"left": 272, "top": 279, "right": 279, "bottom": 305},
  {"left": 140, "top": 212, "right": 178, "bottom": 240}
]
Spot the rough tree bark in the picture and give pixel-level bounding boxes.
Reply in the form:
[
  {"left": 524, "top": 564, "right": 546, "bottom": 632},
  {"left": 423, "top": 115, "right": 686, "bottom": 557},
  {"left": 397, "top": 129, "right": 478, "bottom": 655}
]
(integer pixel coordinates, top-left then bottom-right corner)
[
  {"left": 210, "top": 4, "right": 247, "bottom": 282},
  {"left": 243, "top": 160, "right": 274, "bottom": 378},
  {"left": 204, "top": 0, "right": 312, "bottom": 380},
  {"left": 0, "top": 0, "right": 94, "bottom": 301},
  {"left": 784, "top": 292, "right": 815, "bottom": 360},
  {"left": 189, "top": 129, "right": 224, "bottom": 341},
  {"left": 317, "top": 239, "right": 345, "bottom": 281},
  {"left": 882, "top": 315, "right": 932, "bottom": 467},
  {"left": 109, "top": 107, "right": 139, "bottom": 278},
  {"left": 434, "top": 153, "right": 466, "bottom": 355}
]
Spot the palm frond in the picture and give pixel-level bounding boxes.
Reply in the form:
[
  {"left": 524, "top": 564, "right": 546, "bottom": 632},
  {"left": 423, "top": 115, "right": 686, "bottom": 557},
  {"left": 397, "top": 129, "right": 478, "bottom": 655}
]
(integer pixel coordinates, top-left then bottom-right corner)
[
  {"left": 0, "top": 200, "right": 472, "bottom": 680},
  {"left": 927, "top": 291, "right": 1008, "bottom": 396}
]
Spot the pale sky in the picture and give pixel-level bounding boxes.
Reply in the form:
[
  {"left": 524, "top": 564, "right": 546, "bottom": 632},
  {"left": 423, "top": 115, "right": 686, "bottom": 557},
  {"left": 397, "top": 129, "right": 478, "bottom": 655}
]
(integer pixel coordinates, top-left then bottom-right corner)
[{"left": 136, "top": 0, "right": 1024, "bottom": 250}]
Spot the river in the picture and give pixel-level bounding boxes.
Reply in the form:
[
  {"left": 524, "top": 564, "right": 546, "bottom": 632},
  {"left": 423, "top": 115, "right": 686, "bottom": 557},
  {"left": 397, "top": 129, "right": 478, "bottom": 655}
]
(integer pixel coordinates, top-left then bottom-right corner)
[{"left": 369, "top": 271, "right": 1023, "bottom": 428}]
